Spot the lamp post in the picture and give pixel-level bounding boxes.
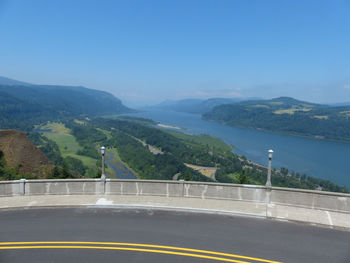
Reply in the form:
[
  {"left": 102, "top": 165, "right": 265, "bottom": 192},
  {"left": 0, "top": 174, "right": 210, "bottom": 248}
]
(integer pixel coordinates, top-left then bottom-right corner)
[
  {"left": 266, "top": 149, "right": 274, "bottom": 187},
  {"left": 100, "top": 146, "right": 106, "bottom": 180}
]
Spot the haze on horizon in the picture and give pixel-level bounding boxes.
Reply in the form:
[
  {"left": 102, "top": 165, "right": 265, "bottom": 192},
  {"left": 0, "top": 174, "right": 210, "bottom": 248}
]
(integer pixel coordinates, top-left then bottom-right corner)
[{"left": 0, "top": 0, "right": 349, "bottom": 107}]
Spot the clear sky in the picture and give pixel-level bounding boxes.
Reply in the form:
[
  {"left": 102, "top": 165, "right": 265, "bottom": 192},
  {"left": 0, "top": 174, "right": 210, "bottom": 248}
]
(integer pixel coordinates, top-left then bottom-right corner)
[{"left": 0, "top": 0, "right": 349, "bottom": 106}]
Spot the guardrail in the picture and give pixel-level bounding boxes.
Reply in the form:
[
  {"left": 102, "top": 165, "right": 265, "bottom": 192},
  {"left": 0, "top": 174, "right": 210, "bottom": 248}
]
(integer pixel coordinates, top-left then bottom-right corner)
[{"left": 1, "top": 179, "right": 349, "bottom": 229}]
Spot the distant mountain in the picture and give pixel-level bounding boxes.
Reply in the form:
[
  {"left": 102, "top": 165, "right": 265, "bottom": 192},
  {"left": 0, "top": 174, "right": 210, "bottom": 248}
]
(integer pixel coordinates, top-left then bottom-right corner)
[
  {"left": 155, "top": 99, "right": 204, "bottom": 108},
  {"left": 0, "top": 76, "right": 33, "bottom": 86},
  {"left": 0, "top": 77, "right": 133, "bottom": 131},
  {"left": 148, "top": 99, "right": 204, "bottom": 113},
  {"left": 203, "top": 97, "right": 350, "bottom": 142},
  {"left": 148, "top": 98, "right": 243, "bottom": 114},
  {"left": 198, "top": 98, "right": 243, "bottom": 113}
]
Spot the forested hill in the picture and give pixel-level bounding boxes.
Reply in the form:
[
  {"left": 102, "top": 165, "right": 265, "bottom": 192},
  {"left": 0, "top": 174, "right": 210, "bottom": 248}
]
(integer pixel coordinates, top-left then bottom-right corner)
[
  {"left": 203, "top": 97, "right": 350, "bottom": 142},
  {"left": 0, "top": 83, "right": 133, "bottom": 131}
]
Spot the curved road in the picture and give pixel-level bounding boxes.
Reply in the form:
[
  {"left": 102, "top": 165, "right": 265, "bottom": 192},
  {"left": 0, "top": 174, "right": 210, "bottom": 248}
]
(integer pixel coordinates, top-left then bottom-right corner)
[{"left": 0, "top": 208, "right": 349, "bottom": 263}]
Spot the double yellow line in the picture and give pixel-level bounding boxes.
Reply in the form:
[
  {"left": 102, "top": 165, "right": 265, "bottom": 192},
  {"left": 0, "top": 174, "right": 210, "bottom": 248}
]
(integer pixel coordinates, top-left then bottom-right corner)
[{"left": 0, "top": 241, "right": 282, "bottom": 263}]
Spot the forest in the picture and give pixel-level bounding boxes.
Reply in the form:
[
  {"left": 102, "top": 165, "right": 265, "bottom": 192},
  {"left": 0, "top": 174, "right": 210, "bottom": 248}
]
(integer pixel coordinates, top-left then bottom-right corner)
[
  {"left": 203, "top": 97, "right": 350, "bottom": 142},
  {"left": 0, "top": 84, "right": 131, "bottom": 131},
  {"left": 0, "top": 107, "right": 348, "bottom": 192},
  {"left": 64, "top": 117, "right": 349, "bottom": 192}
]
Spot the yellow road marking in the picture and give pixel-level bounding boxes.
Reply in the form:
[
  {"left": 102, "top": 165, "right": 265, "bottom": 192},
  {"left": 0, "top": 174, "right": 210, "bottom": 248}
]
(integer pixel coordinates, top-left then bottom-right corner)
[
  {"left": 0, "top": 246, "right": 260, "bottom": 263},
  {"left": 0, "top": 242, "right": 282, "bottom": 263}
]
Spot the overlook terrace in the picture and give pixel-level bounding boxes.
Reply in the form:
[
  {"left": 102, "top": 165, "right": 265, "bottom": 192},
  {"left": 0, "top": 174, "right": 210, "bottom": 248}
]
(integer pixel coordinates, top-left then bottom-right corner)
[{"left": 1, "top": 179, "right": 349, "bottom": 230}]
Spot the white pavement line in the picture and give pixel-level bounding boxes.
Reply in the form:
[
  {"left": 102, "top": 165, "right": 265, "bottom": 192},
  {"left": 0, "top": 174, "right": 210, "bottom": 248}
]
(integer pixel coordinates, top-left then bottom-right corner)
[{"left": 325, "top": 211, "right": 333, "bottom": 226}]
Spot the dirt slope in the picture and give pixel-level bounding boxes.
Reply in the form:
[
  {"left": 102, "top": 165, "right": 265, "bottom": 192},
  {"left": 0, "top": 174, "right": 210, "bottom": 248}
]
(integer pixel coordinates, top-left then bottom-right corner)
[{"left": 0, "top": 130, "right": 53, "bottom": 177}]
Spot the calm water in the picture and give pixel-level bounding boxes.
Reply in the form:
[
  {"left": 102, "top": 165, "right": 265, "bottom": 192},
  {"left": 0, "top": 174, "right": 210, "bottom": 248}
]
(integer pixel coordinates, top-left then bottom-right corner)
[{"left": 124, "top": 109, "right": 350, "bottom": 187}]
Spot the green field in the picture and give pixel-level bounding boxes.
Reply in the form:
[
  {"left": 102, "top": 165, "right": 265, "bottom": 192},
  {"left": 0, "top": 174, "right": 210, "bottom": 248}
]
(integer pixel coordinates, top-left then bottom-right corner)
[
  {"left": 40, "top": 122, "right": 97, "bottom": 169},
  {"left": 274, "top": 108, "right": 312, "bottom": 115},
  {"left": 40, "top": 123, "right": 135, "bottom": 179}
]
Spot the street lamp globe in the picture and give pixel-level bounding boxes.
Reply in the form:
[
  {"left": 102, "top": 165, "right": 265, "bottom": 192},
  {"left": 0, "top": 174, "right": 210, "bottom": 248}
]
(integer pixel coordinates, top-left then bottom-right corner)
[
  {"left": 266, "top": 149, "right": 274, "bottom": 187},
  {"left": 100, "top": 146, "right": 106, "bottom": 180},
  {"left": 101, "top": 146, "right": 106, "bottom": 155},
  {"left": 268, "top": 149, "right": 274, "bottom": 159}
]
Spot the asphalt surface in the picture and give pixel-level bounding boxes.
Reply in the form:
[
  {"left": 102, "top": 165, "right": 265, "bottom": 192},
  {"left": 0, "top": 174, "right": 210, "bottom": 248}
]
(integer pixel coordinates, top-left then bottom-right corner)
[{"left": 0, "top": 208, "right": 349, "bottom": 263}]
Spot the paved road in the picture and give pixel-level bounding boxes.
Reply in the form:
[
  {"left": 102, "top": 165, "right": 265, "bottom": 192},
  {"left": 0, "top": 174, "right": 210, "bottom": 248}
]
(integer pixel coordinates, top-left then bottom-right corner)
[{"left": 0, "top": 208, "right": 349, "bottom": 263}]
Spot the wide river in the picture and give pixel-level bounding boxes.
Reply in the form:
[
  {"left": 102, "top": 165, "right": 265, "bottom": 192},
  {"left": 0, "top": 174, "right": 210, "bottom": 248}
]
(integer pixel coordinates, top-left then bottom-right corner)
[{"left": 125, "top": 109, "right": 350, "bottom": 187}]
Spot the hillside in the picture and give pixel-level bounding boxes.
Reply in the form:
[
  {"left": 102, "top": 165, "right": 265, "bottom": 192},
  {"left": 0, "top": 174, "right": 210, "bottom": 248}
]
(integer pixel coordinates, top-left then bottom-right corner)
[
  {"left": 0, "top": 130, "right": 53, "bottom": 177},
  {"left": 203, "top": 97, "right": 350, "bottom": 141},
  {"left": 0, "top": 80, "right": 133, "bottom": 131},
  {"left": 8, "top": 117, "right": 344, "bottom": 192},
  {"left": 61, "top": 117, "right": 347, "bottom": 192}
]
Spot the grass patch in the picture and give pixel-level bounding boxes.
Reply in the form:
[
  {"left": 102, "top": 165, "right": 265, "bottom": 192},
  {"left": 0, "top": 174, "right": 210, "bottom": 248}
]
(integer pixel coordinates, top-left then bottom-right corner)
[
  {"left": 74, "top": 119, "right": 85, "bottom": 125},
  {"left": 251, "top": 104, "right": 270, "bottom": 108},
  {"left": 41, "top": 122, "right": 70, "bottom": 134},
  {"left": 46, "top": 134, "right": 81, "bottom": 156},
  {"left": 313, "top": 115, "right": 329, "bottom": 120},
  {"left": 40, "top": 122, "right": 97, "bottom": 169},
  {"left": 274, "top": 108, "right": 312, "bottom": 115},
  {"left": 184, "top": 163, "right": 216, "bottom": 178},
  {"left": 41, "top": 123, "right": 81, "bottom": 156}
]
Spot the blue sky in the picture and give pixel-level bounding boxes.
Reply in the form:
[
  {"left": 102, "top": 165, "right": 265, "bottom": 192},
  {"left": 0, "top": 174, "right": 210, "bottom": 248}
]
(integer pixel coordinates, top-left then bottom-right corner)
[{"left": 0, "top": 0, "right": 349, "bottom": 106}]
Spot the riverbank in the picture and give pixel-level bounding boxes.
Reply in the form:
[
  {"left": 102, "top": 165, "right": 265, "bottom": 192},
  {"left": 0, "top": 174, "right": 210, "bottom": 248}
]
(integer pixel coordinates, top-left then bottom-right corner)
[
  {"left": 124, "top": 109, "right": 350, "bottom": 188},
  {"left": 156, "top": 123, "right": 184, "bottom": 130}
]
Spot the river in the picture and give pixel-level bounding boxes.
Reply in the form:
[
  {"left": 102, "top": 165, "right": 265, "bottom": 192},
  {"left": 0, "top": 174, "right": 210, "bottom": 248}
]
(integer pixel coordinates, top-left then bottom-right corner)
[
  {"left": 123, "top": 109, "right": 350, "bottom": 187},
  {"left": 105, "top": 151, "right": 136, "bottom": 179}
]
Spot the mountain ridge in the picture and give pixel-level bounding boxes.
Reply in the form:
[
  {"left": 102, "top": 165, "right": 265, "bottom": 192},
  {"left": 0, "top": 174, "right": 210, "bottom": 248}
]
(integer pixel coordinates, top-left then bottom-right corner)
[
  {"left": 203, "top": 96, "right": 350, "bottom": 142},
  {"left": 0, "top": 77, "right": 133, "bottom": 131}
]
